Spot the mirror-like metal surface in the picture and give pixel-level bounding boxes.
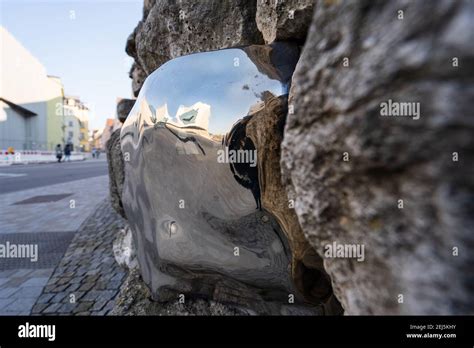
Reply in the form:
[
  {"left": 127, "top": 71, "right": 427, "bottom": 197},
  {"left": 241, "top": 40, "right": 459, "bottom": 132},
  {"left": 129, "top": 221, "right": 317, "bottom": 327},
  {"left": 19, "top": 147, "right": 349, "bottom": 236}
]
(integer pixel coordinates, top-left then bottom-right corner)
[{"left": 121, "top": 43, "right": 303, "bottom": 309}]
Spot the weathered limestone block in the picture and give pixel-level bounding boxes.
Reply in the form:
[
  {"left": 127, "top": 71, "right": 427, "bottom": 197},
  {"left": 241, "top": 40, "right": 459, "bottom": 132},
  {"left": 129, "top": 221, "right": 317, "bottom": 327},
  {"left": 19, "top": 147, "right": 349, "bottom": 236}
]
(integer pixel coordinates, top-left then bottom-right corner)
[
  {"left": 282, "top": 0, "right": 474, "bottom": 314},
  {"left": 106, "top": 128, "right": 126, "bottom": 219},
  {"left": 246, "top": 94, "right": 341, "bottom": 313},
  {"left": 129, "top": 62, "right": 147, "bottom": 97},
  {"left": 111, "top": 268, "right": 249, "bottom": 315},
  {"left": 130, "top": 0, "right": 264, "bottom": 75},
  {"left": 116, "top": 98, "right": 135, "bottom": 123},
  {"left": 256, "top": 0, "right": 315, "bottom": 43}
]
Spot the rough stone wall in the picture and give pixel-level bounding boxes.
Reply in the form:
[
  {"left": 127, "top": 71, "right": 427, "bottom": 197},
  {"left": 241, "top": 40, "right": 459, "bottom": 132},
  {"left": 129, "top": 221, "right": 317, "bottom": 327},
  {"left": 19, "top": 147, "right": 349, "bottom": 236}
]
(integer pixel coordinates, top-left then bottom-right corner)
[
  {"left": 282, "top": 0, "right": 474, "bottom": 314},
  {"left": 256, "top": 0, "right": 315, "bottom": 43},
  {"left": 245, "top": 95, "right": 336, "bottom": 309},
  {"left": 116, "top": 99, "right": 135, "bottom": 123},
  {"left": 126, "top": 0, "right": 264, "bottom": 91},
  {"left": 125, "top": 0, "right": 315, "bottom": 94},
  {"left": 116, "top": 0, "right": 474, "bottom": 315},
  {"left": 106, "top": 129, "right": 126, "bottom": 219}
]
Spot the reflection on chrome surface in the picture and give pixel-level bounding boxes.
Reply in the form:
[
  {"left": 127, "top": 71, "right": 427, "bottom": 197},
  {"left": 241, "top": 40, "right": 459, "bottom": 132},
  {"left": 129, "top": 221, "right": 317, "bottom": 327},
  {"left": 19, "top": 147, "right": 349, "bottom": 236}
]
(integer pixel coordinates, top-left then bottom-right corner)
[{"left": 121, "top": 43, "right": 303, "bottom": 310}]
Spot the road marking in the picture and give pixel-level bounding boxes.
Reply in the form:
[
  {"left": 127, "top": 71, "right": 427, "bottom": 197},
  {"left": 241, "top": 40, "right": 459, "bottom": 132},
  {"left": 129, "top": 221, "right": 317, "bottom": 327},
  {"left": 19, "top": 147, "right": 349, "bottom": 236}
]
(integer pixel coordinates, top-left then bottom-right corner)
[{"left": 0, "top": 173, "right": 27, "bottom": 178}]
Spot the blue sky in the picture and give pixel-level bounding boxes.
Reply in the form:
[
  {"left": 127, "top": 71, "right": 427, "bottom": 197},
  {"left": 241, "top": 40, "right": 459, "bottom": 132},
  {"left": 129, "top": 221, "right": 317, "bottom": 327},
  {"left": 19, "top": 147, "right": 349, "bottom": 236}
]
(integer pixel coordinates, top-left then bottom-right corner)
[{"left": 1, "top": 0, "right": 143, "bottom": 130}]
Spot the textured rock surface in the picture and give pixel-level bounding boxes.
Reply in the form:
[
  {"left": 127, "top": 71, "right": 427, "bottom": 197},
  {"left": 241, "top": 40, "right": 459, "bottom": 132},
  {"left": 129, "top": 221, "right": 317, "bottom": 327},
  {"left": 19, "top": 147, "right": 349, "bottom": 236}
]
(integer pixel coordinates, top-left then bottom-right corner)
[
  {"left": 111, "top": 268, "right": 249, "bottom": 315},
  {"left": 113, "top": 226, "right": 138, "bottom": 270},
  {"left": 116, "top": 99, "right": 135, "bottom": 123},
  {"left": 112, "top": 268, "right": 324, "bottom": 315},
  {"left": 282, "top": 0, "right": 474, "bottom": 314},
  {"left": 129, "top": 62, "right": 146, "bottom": 97},
  {"left": 32, "top": 199, "right": 127, "bottom": 316},
  {"left": 106, "top": 129, "right": 126, "bottom": 218},
  {"left": 245, "top": 94, "right": 340, "bottom": 313},
  {"left": 127, "top": 0, "right": 264, "bottom": 75},
  {"left": 256, "top": 0, "right": 315, "bottom": 43}
]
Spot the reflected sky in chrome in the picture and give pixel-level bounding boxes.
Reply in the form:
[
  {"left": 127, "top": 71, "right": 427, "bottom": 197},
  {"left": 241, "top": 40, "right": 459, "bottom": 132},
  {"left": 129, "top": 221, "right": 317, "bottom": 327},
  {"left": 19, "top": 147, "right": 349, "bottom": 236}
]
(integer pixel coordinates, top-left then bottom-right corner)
[{"left": 123, "top": 44, "right": 297, "bottom": 139}]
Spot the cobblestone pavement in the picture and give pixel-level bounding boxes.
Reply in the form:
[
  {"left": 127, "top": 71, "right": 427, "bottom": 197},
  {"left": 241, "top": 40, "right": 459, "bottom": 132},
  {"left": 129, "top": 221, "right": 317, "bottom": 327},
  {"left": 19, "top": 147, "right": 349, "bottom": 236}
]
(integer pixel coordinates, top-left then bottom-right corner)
[
  {"left": 0, "top": 175, "right": 109, "bottom": 315},
  {"left": 31, "top": 199, "right": 127, "bottom": 315}
]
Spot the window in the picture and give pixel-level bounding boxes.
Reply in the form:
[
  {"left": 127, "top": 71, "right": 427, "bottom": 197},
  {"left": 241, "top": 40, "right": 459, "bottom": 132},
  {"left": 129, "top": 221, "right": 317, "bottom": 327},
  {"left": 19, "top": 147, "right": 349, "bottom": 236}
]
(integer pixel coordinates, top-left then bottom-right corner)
[
  {"left": 69, "top": 121, "right": 73, "bottom": 127},
  {"left": 69, "top": 131, "right": 73, "bottom": 138}
]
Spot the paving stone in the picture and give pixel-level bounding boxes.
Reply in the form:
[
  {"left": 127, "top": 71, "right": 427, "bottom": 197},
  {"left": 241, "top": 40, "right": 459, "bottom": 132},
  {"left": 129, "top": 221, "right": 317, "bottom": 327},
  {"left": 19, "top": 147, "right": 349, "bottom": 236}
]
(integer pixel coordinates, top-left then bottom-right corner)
[
  {"left": 20, "top": 277, "right": 50, "bottom": 287},
  {"left": 0, "top": 298, "right": 16, "bottom": 310},
  {"left": 96, "top": 290, "right": 117, "bottom": 303},
  {"left": 43, "top": 284, "right": 56, "bottom": 293},
  {"left": 81, "top": 290, "right": 102, "bottom": 302},
  {"left": 102, "top": 300, "right": 116, "bottom": 314},
  {"left": 56, "top": 277, "right": 72, "bottom": 286},
  {"left": 0, "top": 287, "right": 17, "bottom": 299},
  {"left": 51, "top": 292, "right": 68, "bottom": 303},
  {"left": 94, "top": 281, "right": 107, "bottom": 290},
  {"left": 61, "top": 294, "right": 75, "bottom": 304},
  {"left": 0, "top": 278, "right": 11, "bottom": 287},
  {"left": 9, "top": 269, "right": 33, "bottom": 278},
  {"left": 75, "top": 269, "right": 88, "bottom": 277},
  {"left": 32, "top": 269, "right": 54, "bottom": 278},
  {"left": 1, "top": 277, "right": 28, "bottom": 288},
  {"left": 50, "top": 284, "right": 68, "bottom": 293},
  {"left": 85, "top": 269, "right": 100, "bottom": 276},
  {"left": 83, "top": 274, "right": 100, "bottom": 283},
  {"left": 0, "top": 270, "right": 17, "bottom": 278},
  {"left": 91, "top": 299, "right": 108, "bottom": 312},
  {"left": 10, "top": 286, "right": 44, "bottom": 299},
  {"left": 72, "top": 301, "right": 94, "bottom": 313},
  {"left": 42, "top": 302, "right": 63, "bottom": 314},
  {"left": 30, "top": 199, "right": 128, "bottom": 316},
  {"left": 69, "top": 276, "right": 84, "bottom": 284},
  {"left": 31, "top": 303, "right": 49, "bottom": 314},
  {"left": 3, "top": 298, "right": 36, "bottom": 314},
  {"left": 78, "top": 282, "right": 94, "bottom": 292},
  {"left": 36, "top": 293, "right": 55, "bottom": 304},
  {"left": 65, "top": 282, "right": 81, "bottom": 292},
  {"left": 57, "top": 302, "right": 77, "bottom": 313},
  {"left": 69, "top": 291, "right": 86, "bottom": 302},
  {"left": 106, "top": 280, "right": 123, "bottom": 290}
]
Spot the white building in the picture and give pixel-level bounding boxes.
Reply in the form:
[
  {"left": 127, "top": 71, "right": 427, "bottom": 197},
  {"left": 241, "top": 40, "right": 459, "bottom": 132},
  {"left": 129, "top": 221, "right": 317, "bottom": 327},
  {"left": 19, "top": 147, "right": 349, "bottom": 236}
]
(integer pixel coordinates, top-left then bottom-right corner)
[{"left": 0, "top": 27, "right": 65, "bottom": 151}]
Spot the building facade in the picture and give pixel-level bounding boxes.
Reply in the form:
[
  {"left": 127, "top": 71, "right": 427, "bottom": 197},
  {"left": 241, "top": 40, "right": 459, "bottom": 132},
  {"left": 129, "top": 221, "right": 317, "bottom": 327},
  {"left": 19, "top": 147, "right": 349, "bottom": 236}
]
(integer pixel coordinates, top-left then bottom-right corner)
[
  {"left": 0, "top": 27, "right": 89, "bottom": 152},
  {"left": 63, "top": 96, "right": 90, "bottom": 152},
  {"left": 46, "top": 76, "right": 65, "bottom": 150},
  {"left": 99, "top": 118, "right": 121, "bottom": 151}
]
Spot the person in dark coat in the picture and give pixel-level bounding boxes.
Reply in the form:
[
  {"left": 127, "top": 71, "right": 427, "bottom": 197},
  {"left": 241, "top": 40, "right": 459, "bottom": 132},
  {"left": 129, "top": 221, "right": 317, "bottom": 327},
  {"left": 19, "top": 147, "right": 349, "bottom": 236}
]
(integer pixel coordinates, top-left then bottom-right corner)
[
  {"left": 64, "top": 144, "right": 72, "bottom": 162},
  {"left": 55, "top": 144, "right": 63, "bottom": 163}
]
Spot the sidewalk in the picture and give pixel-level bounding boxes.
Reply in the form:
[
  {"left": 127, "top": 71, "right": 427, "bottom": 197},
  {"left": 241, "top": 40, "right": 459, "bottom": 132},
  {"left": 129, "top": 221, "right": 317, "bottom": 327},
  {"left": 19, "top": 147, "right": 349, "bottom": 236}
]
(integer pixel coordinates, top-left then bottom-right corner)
[
  {"left": 0, "top": 175, "right": 110, "bottom": 314},
  {"left": 31, "top": 199, "right": 127, "bottom": 315}
]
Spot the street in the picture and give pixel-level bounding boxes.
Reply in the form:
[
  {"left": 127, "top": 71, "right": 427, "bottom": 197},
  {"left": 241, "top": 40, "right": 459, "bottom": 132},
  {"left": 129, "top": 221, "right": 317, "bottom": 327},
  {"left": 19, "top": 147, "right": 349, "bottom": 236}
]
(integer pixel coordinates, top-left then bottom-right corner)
[{"left": 0, "top": 159, "right": 108, "bottom": 194}]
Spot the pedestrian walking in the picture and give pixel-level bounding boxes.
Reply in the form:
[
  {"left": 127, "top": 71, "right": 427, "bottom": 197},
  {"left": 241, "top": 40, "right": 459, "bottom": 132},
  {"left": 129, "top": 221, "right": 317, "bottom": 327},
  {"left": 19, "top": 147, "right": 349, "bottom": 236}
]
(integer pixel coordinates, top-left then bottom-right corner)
[
  {"left": 55, "top": 144, "right": 63, "bottom": 163},
  {"left": 64, "top": 144, "right": 72, "bottom": 162}
]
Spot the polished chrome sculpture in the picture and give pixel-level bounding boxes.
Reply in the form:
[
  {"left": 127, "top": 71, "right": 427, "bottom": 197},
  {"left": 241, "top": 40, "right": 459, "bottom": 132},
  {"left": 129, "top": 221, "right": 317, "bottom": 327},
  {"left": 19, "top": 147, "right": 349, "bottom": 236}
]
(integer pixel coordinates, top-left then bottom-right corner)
[{"left": 120, "top": 43, "right": 329, "bottom": 314}]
